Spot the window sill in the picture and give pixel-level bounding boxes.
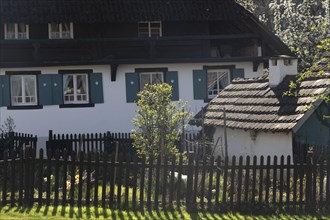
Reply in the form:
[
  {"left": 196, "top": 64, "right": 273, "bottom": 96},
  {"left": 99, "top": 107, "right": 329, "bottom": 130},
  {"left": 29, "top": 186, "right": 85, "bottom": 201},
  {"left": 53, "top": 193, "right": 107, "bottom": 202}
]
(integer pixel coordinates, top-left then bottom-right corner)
[
  {"left": 59, "top": 103, "right": 95, "bottom": 108},
  {"left": 7, "top": 105, "right": 43, "bottom": 110}
]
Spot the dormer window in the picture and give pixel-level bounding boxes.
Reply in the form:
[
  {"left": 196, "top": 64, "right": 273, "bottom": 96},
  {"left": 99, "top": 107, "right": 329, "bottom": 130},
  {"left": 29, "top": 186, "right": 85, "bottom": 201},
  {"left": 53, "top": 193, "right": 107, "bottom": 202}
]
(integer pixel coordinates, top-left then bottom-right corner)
[
  {"left": 4, "top": 23, "right": 29, "bottom": 39},
  {"left": 138, "top": 21, "right": 162, "bottom": 37},
  {"left": 48, "top": 22, "right": 73, "bottom": 39}
]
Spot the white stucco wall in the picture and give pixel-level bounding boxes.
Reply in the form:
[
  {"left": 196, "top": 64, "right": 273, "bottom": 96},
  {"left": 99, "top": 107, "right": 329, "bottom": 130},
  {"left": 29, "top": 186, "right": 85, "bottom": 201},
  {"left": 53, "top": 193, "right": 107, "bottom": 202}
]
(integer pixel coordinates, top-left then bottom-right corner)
[
  {"left": 213, "top": 127, "right": 293, "bottom": 161},
  {"left": 0, "top": 61, "right": 263, "bottom": 142}
]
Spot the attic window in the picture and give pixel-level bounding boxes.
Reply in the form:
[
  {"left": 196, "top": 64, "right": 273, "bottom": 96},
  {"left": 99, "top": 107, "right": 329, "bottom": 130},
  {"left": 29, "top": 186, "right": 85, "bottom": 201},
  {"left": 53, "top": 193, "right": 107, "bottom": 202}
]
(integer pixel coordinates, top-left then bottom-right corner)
[
  {"left": 4, "top": 23, "right": 29, "bottom": 40},
  {"left": 49, "top": 22, "right": 74, "bottom": 39},
  {"left": 138, "top": 21, "right": 162, "bottom": 37},
  {"left": 271, "top": 59, "right": 277, "bottom": 66},
  {"left": 284, "top": 58, "right": 292, "bottom": 66}
]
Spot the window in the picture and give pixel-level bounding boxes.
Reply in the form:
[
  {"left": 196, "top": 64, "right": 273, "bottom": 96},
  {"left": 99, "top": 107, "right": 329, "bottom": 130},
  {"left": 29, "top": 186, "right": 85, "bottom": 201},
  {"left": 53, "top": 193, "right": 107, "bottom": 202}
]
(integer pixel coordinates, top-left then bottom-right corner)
[
  {"left": 10, "top": 75, "right": 37, "bottom": 106},
  {"left": 207, "top": 69, "right": 230, "bottom": 99},
  {"left": 138, "top": 21, "right": 162, "bottom": 37},
  {"left": 139, "top": 72, "right": 164, "bottom": 90},
  {"left": 4, "top": 23, "right": 29, "bottom": 39},
  {"left": 63, "top": 74, "right": 89, "bottom": 104},
  {"left": 49, "top": 22, "right": 73, "bottom": 39}
]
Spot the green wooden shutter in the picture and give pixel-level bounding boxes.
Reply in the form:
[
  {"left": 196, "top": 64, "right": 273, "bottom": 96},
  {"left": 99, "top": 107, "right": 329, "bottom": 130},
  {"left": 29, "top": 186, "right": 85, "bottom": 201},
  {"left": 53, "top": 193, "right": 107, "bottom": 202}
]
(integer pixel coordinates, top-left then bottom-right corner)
[
  {"left": 51, "top": 74, "right": 63, "bottom": 105},
  {"left": 38, "top": 74, "right": 52, "bottom": 105},
  {"left": 193, "top": 69, "right": 207, "bottom": 100},
  {"left": 125, "top": 72, "right": 139, "bottom": 103},
  {"left": 0, "top": 75, "right": 10, "bottom": 106},
  {"left": 38, "top": 74, "right": 63, "bottom": 105},
  {"left": 231, "top": 68, "right": 245, "bottom": 81},
  {"left": 165, "top": 71, "right": 179, "bottom": 101},
  {"left": 90, "top": 73, "right": 104, "bottom": 104}
]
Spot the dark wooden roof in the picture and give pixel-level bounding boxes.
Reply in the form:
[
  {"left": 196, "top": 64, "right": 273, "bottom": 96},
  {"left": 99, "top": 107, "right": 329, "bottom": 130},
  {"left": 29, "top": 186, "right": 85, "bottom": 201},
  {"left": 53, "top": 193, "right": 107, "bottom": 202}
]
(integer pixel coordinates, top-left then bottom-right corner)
[
  {"left": 203, "top": 56, "right": 330, "bottom": 132},
  {"left": 0, "top": 0, "right": 248, "bottom": 23}
]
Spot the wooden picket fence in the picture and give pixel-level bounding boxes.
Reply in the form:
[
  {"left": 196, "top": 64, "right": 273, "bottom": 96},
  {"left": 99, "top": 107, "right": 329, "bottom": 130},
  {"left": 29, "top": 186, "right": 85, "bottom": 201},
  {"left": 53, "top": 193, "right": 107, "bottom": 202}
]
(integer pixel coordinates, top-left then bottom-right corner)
[
  {"left": 1, "top": 148, "right": 329, "bottom": 211},
  {"left": 46, "top": 130, "right": 198, "bottom": 157},
  {"left": 0, "top": 132, "right": 37, "bottom": 159}
]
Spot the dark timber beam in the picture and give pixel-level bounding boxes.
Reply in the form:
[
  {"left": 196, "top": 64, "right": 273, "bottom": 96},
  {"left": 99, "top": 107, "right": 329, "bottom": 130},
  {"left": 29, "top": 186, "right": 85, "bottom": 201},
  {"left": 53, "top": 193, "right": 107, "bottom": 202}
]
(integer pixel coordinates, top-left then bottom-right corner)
[{"left": 111, "top": 64, "right": 118, "bottom": 81}]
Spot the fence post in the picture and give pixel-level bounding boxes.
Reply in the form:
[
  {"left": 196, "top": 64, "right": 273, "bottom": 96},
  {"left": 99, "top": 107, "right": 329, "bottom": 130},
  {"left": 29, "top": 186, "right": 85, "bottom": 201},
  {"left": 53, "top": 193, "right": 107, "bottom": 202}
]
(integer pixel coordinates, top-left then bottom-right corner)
[
  {"left": 186, "top": 153, "right": 194, "bottom": 211},
  {"left": 48, "top": 130, "right": 53, "bottom": 157},
  {"left": 306, "top": 152, "right": 312, "bottom": 210}
]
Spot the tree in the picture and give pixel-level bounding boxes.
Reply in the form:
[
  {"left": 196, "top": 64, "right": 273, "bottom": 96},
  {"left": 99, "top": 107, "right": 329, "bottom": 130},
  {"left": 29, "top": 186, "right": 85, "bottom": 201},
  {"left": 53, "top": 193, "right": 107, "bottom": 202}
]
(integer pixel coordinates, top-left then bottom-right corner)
[
  {"left": 236, "top": 0, "right": 330, "bottom": 71},
  {"left": 131, "top": 83, "right": 191, "bottom": 162}
]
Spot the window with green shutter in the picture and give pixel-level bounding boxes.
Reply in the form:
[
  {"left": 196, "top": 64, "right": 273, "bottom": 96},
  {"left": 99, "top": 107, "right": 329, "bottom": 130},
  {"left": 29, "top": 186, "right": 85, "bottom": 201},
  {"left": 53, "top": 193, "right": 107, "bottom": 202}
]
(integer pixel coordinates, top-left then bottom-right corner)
[
  {"left": 193, "top": 67, "right": 245, "bottom": 100},
  {"left": 59, "top": 70, "right": 104, "bottom": 108},
  {"left": 4, "top": 71, "right": 42, "bottom": 109},
  {"left": 125, "top": 68, "right": 179, "bottom": 102}
]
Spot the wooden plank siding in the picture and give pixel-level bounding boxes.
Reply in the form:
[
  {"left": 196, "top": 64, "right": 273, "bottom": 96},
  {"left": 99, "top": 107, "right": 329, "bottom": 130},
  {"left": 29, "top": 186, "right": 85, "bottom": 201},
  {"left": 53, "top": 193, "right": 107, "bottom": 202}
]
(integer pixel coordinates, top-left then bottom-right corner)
[{"left": 1, "top": 148, "right": 329, "bottom": 211}]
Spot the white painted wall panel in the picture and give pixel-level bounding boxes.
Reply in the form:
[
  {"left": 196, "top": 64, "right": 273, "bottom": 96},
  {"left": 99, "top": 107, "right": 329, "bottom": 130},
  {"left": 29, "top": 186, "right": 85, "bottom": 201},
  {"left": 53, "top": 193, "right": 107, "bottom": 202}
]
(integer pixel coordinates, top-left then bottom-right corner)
[
  {"left": 0, "top": 61, "right": 263, "bottom": 139},
  {"left": 213, "top": 127, "right": 293, "bottom": 163}
]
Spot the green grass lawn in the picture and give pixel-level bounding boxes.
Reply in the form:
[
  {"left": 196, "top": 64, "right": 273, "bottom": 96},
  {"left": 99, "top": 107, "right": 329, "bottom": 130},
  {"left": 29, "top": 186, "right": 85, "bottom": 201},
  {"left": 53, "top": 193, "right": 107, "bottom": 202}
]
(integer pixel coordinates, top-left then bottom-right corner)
[{"left": 0, "top": 205, "right": 329, "bottom": 220}]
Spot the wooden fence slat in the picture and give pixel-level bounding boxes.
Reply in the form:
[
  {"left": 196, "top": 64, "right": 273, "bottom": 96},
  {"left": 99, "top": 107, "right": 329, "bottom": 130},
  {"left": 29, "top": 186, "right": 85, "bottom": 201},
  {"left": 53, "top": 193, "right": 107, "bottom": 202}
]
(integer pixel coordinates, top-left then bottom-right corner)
[
  {"left": 124, "top": 154, "right": 131, "bottom": 210},
  {"left": 272, "top": 156, "right": 277, "bottom": 205},
  {"left": 77, "top": 151, "right": 84, "bottom": 207},
  {"left": 62, "top": 150, "right": 68, "bottom": 206},
  {"left": 86, "top": 152, "right": 92, "bottom": 207},
  {"left": 93, "top": 152, "right": 100, "bottom": 207},
  {"left": 200, "top": 156, "right": 207, "bottom": 210},
  {"left": 222, "top": 156, "right": 229, "bottom": 204},
  {"left": 215, "top": 156, "right": 221, "bottom": 209},
  {"left": 312, "top": 156, "right": 317, "bottom": 210},
  {"left": 193, "top": 156, "right": 199, "bottom": 208},
  {"left": 147, "top": 155, "right": 153, "bottom": 210},
  {"left": 70, "top": 153, "right": 76, "bottom": 207},
  {"left": 117, "top": 153, "right": 123, "bottom": 209},
  {"left": 186, "top": 154, "right": 194, "bottom": 211},
  {"left": 162, "top": 155, "right": 169, "bottom": 210},
  {"left": 326, "top": 155, "right": 330, "bottom": 207},
  {"left": 101, "top": 153, "right": 108, "bottom": 208},
  {"left": 154, "top": 155, "right": 161, "bottom": 210},
  {"left": 265, "top": 156, "right": 271, "bottom": 205},
  {"left": 207, "top": 156, "right": 214, "bottom": 210},
  {"left": 29, "top": 148, "right": 36, "bottom": 206},
  {"left": 54, "top": 150, "right": 60, "bottom": 206},
  {"left": 258, "top": 156, "right": 264, "bottom": 204},
  {"left": 319, "top": 157, "right": 324, "bottom": 207},
  {"left": 139, "top": 156, "right": 146, "bottom": 210},
  {"left": 299, "top": 157, "right": 304, "bottom": 211},
  {"left": 169, "top": 156, "right": 175, "bottom": 208},
  {"left": 46, "top": 150, "right": 52, "bottom": 206},
  {"left": 237, "top": 156, "right": 243, "bottom": 206},
  {"left": 38, "top": 149, "right": 44, "bottom": 206},
  {"left": 2, "top": 150, "right": 8, "bottom": 206},
  {"left": 293, "top": 156, "right": 298, "bottom": 210},
  {"left": 18, "top": 149, "right": 24, "bottom": 206},
  {"left": 230, "top": 156, "right": 236, "bottom": 207},
  {"left": 279, "top": 155, "right": 284, "bottom": 207},
  {"left": 109, "top": 153, "right": 116, "bottom": 209},
  {"left": 286, "top": 156, "right": 291, "bottom": 210},
  {"left": 10, "top": 150, "right": 16, "bottom": 206},
  {"left": 244, "top": 156, "right": 250, "bottom": 205},
  {"left": 132, "top": 154, "right": 138, "bottom": 210},
  {"left": 176, "top": 154, "right": 183, "bottom": 209},
  {"left": 251, "top": 156, "right": 257, "bottom": 206}
]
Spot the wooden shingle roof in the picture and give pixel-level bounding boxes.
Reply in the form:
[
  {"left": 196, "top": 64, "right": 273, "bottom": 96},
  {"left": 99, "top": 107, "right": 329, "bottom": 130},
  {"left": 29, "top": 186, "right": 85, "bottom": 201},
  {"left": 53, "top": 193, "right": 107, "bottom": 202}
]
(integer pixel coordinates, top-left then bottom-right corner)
[
  {"left": 203, "top": 57, "right": 330, "bottom": 132},
  {"left": 0, "top": 0, "right": 248, "bottom": 23}
]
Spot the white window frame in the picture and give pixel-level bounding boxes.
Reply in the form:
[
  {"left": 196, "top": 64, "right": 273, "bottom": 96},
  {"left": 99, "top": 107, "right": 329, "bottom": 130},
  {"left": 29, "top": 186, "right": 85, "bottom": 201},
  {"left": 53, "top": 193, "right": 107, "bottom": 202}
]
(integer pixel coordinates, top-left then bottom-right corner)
[
  {"left": 10, "top": 75, "right": 37, "bottom": 106},
  {"left": 63, "top": 73, "right": 89, "bottom": 104},
  {"left": 4, "top": 23, "right": 29, "bottom": 40},
  {"left": 139, "top": 72, "right": 164, "bottom": 90},
  {"left": 138, "top": 21, "right": 162, "bottom": 37},
  {"left": 207, "top": 69, "right": 230, "bottom": 99},
  {"left": 48, "top": 22, "right": 74, "bottom": 39}
]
